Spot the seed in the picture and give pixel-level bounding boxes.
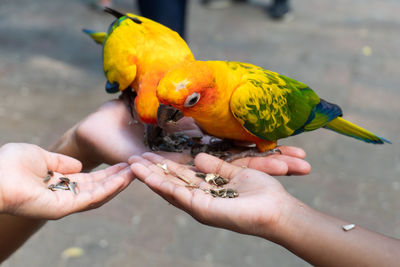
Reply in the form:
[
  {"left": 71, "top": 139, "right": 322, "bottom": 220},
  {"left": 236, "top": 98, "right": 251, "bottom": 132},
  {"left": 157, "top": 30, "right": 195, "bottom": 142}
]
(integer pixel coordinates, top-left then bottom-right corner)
[
  {"left": 226, "top": 188, "right": 239, "bottom": 198},
  {"left": 68, "top": 182, "right": 78, "bottom": 195},
  {"left": 43, "top": 175, "right": 51, "bottom": 183},
  {"left": 205, "top": 173, "right": 217, "bottom": 183},
  {"left": 213, "top": 176, "right": 229, "bottom": 186},
  {"left": 195, "top": 172, "right": 206, "bottom": 178},
  {"left": 205, "top": 173, "right": 229, "bottom": 186},
  {"left": 59, "top": 177, "right": 70, "bottom": 183},
  {"left": 207, "top": 188, "right": 238, "bottom": 198},
  {"left": 55, "top": 183, "right": 69, "bottom": 190},
  {"left": 48, "top": 184, "right": 68, "bottom": 191},
  {"left": 156, "top": 163, "right": 169, "bottom": 174}
]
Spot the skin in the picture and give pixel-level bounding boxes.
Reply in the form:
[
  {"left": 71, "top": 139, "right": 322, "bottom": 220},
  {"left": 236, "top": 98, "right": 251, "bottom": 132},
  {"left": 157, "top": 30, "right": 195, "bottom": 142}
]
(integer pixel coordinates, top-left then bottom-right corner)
[
  {"left": 0, "top": 143, "right": 135, "bottom": 262},
  {"left": 130, "top": 153, "right": 400, "bottom": 267},
  {"left": 51, "top": 99, "right": 311, "bottom": 174},
  {"left": 1, "top": 98, "right": 310, "bottom": 263}
]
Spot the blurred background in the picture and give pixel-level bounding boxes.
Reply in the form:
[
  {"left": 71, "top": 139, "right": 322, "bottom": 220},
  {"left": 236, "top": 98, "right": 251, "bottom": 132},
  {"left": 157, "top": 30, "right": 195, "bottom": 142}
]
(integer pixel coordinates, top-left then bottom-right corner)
[{"left": 1, "top": 0, "right": 399, "bottom": 266}]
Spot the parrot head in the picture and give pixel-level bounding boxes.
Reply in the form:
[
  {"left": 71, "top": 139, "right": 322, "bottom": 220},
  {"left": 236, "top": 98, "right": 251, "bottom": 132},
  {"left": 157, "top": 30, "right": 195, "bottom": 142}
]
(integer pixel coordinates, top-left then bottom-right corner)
[{"left": 156, "top": 61, "right": 218, "bottom": 128}]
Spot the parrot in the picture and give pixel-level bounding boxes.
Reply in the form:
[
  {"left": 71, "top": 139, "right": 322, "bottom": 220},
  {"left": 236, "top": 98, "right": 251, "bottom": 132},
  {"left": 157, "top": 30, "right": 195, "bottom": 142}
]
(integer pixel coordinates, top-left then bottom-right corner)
[
  {"left": 156, "top": 60, "right": 390, "bottom": 157},
  {"left": 83, "top": 8, "right": 195, "bottom": 148}
]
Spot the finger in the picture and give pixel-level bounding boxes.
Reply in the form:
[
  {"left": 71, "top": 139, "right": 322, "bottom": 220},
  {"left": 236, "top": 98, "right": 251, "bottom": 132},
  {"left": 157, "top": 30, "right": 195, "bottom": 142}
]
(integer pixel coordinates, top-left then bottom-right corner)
[
  {"left": 54, "top": 163, "right": 129, "bottom": 186},
  {"left": 156, "top": 151, "right": 193, "bottom": 164},
  {"left": 44, "top": 151, "right": 82, "bottom": 174},
  {"left": 277, "top": 146, "right": 306, "bottom": 159},
  {"left": 131, "top": 162, "right": 207, "bottom": 212},
  {"left": 80, "top": 163, "right": 129, "bottom": 182},
  {"left": 72, "top": 166, "right": 135, "bottom": 212},
  {"left": 35, "top": 166, "right": 135, "bottom": 219},
  {"left": 128, "top": 155, "right": 149, "bottom": 165},
  {"left": 130, "top": 154, "right": 175, "bottom": 179},
  {"left": 268, "top": 155, "right": 311, "bottom": 175},
  {"left": 87, "top": 166, "right": 135, "bottom": 208},
  {"left": 130, "top": 161, "right": 159, "bottom": 184},
  {"left": 194, "top": 153, "right": 243, "bottom": 179},
  {"left": 231, "top": 156, "right": 288, "bottom": 176}
]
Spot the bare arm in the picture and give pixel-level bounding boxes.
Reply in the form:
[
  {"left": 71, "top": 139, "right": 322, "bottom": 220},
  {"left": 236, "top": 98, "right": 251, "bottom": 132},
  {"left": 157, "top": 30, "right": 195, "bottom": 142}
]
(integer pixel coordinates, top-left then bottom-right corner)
[
  {"left": 0, "top": 215, "right": 45, "bottom": 262},
  {"left": 130, "top": 152, "right": 400, "bottom": 267},
  {"left": 275, "top": 200, "right": 400, "bottom": 267},
  {"left": 0, "top": 143, "right": 134, "bottom": 262}
]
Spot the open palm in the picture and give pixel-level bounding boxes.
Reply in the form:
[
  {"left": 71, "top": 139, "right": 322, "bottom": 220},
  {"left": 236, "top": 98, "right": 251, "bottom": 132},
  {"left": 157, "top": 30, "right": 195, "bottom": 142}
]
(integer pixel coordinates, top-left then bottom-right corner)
[
  {"left": 129, "top": 152, "right": 302, "bottom": 237},
  {"left": 0, "top": 143, "right": 134, "bottom": 219}
]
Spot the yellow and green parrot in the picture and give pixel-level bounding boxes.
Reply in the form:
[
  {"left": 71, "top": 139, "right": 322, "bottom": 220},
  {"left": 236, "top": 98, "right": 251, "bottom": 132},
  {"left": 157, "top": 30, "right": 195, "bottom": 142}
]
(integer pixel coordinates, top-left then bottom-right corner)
[
  {"left": 83, "top": 8, "right": 194, "bottom": 125},
  {"left": 156, "top": 61, "right": 390, "bottom": 154}
]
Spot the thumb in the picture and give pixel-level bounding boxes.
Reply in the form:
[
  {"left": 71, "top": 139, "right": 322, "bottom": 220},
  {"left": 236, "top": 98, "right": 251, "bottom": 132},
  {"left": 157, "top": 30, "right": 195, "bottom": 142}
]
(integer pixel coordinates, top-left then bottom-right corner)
[{"left": 44, "top": 151, "right": 82, "bottom": 174}]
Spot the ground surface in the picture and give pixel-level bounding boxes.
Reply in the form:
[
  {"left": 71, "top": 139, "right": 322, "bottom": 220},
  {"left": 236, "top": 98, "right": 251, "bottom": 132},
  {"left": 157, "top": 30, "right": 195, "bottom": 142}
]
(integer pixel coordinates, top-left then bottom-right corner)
[{"left": 1, "top": 0, "right": 399, "bottom": 266}]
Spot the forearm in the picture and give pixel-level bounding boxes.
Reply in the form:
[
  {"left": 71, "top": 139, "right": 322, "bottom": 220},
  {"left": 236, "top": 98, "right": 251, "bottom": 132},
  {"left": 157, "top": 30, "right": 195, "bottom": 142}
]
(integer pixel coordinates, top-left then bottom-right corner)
[
  {"left": 0, "top": 214, "right": 45, "bottom": 263},
  {"left": 270, "top": 198, "right": 400, "bottom": 266},
  {"left": 49, "top": 125, "right": 100, "bottom": 171}
]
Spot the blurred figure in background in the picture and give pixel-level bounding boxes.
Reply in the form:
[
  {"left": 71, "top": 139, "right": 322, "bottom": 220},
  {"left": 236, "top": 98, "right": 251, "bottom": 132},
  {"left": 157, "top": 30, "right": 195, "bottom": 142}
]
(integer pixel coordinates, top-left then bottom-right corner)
[
  {"left": 88, "top": 0, "right": 187, "bottom": 39},
  {"left": 201, "top": 0, "right": 291, "bottom": 20},
  {"left": 137, "top": 0, "right": 188, "bottom": 39},
  {"left": 267, "top": 0, "right": 290, "bottom": 19}
]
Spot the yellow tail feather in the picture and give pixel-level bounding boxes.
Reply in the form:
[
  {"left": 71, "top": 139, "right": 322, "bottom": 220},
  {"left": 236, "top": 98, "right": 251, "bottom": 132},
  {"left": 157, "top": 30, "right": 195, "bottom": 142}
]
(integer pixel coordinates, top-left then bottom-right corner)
[{"left": 325, "top": 117, "right": 390, "bottom": 144}]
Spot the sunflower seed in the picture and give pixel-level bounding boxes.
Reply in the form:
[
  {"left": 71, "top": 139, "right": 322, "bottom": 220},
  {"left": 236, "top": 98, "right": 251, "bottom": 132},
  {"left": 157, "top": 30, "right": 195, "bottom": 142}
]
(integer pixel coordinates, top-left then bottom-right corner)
[
  {"left": 68, "top": 182, "right": 78, "bottom": 195},
  {"left": 59, "top": 177, "right": 70, "bottom": 183},
  {"left": 156, "top": 163, "right": 170, "bottom": 174},
  {"left": 43, "top": 175, "right": 51, "bottom": 183}
]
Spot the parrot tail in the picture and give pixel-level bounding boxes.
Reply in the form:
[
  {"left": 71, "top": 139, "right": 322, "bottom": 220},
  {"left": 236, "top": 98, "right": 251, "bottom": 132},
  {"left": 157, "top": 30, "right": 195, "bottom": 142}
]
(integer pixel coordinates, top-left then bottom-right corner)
[
  {"left": 82, "top": 29, "right": 106, "bottom": 44},
  {"left": 324, "top": 117, "right": 391, "bottom": 144}
]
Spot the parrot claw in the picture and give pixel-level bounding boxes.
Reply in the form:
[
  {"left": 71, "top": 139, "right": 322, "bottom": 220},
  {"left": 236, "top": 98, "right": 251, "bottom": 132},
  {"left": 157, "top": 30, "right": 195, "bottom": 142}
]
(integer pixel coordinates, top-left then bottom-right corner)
[
  {"left": 147, "top": 130, "right": 195, "bottom": 152},
  {"left": 190, "top": 139, "right": 233, "bottom": 157},
  {"left": 223, "top": 147, "right": 282, "bottom": 163}
]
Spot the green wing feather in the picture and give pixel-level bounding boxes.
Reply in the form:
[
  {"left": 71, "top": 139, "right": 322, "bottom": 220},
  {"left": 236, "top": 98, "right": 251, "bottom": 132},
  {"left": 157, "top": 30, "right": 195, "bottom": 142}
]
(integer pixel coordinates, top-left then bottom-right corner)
[
  {"left": 227, "top": 62, "right": 390, "bottom": 144},
  {"left": 230, "top": 63, "right": 321, "bottom": 141}
]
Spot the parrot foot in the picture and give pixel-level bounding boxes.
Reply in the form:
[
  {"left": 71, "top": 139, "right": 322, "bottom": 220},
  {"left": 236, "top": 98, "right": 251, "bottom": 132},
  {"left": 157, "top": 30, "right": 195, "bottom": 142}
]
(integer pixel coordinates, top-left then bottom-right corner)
[
  {"left": 190, "top": 139, "right": 233, "bottom": 158},
  {"left": 147, "top": 128, "right": 195, "bottom": 152},
  {"left": 223, "top": 147, "right": 282, "bottom": 162}
]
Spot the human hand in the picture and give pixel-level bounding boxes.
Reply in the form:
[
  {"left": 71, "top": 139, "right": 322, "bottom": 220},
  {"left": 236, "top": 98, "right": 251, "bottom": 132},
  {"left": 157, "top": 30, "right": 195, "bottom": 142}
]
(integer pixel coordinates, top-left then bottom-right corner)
[
  {"left": 0, "top": 143, "right": 134, "bottom": 219},
  {"left": 129, "top": 152, "right": 305, "bottom": 238},
  {"left": 51, "top": 99, "right": 197, "bottom": 170},
  {"left": 56, "top": 99, "right": 311, "bottom": 175},
  {"left": 51, "top": 99, "right": 148, "bottom": 170}
]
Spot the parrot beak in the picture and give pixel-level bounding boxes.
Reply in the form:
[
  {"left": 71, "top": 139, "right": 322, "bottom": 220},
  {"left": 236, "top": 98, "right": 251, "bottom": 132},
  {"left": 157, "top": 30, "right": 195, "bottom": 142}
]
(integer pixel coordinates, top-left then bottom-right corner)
[
  {"left": 157, "top": 104, "right": 184, "bottom": 128},
  {"left": 105, "top": 81, "right": 120, "bottom": 93}
]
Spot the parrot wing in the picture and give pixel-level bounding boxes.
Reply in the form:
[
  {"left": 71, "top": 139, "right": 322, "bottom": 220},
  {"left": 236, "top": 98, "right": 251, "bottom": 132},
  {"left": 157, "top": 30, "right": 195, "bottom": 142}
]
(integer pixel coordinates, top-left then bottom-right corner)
[
  {"left": 230, "top": 65, "right": 332, "bottom": 141},
  {"left": 102, "top": 16, "right": 140, "bottom": 92}
]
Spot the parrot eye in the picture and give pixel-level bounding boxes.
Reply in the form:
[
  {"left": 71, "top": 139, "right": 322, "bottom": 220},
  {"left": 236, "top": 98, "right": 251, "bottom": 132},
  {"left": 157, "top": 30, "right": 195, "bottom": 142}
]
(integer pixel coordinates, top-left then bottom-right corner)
[{"left": 184, "top": 92, "right": 200, "bottom": 108}]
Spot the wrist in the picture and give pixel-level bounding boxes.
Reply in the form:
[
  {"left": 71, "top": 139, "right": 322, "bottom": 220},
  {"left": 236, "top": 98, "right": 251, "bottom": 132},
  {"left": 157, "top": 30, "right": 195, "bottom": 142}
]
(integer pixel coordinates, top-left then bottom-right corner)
[
  {"left": 260, "top": 193, "right": 306, "bottom": 244},
  {"left": 50, "top": 125, "right": 98, "bottom": 171},
  {"left": 0, "top": 190, "right": 4, "bottom": 215},
  {"left": 0, "top": 160, "right": 5, "bottom": 213}
]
